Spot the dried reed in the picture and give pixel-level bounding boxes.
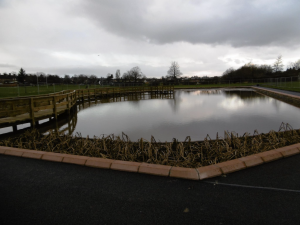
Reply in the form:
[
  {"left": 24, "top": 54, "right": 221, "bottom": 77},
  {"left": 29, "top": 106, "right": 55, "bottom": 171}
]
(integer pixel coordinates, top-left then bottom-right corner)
[{"left": 1, "top": 123, "right": 299, "bottom": 168}]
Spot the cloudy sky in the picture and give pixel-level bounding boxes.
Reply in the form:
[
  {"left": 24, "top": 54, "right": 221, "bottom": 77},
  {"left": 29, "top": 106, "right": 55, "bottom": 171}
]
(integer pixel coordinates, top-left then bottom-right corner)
[{"left": 0, "top": 0, "right": 299, "bottom": 78}]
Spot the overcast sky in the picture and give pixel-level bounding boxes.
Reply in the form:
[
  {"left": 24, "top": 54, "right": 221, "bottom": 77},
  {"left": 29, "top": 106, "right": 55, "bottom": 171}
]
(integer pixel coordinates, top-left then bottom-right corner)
[{"left": 0, "top": 0, "right": 299, "bottom": 78}]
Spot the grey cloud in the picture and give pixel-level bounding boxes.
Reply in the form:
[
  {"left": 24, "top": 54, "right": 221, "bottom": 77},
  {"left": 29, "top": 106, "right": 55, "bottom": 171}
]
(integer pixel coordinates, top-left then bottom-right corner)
[
  {"left": 79, "top": 0, "right": 300, "bottom": 47},
  {"left": 0, "top": 63, "right": 18, "bottom": 68},
  {"left": 234, "top": 59, "right": 241, "bottom": 64}
]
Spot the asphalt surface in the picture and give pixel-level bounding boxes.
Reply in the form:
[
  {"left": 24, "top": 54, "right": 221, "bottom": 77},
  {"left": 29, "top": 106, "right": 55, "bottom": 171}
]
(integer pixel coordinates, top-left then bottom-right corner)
[
  {"left": 1, "top": 86, "right": 300, "bottom": 225},
  {"left": 1, "top": 154, "right": 300, "bottom": 225}
]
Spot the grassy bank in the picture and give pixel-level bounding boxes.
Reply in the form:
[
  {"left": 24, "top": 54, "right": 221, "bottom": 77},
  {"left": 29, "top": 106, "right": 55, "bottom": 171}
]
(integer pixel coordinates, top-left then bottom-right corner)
[
  {"left": 2, "top": 82, "right": 300, "bottom": 98},
  {"left": 260, "top": 84, "right": 300, "bottom": 93},
  {"left": 1, "top": 124, "right": 299, "bottom": 168},
  {"left": 0, "top": 84, "right": 109, "bottom": 98},
  {"left": 174, "top": 83, "right": 255, "bottom": 89}
]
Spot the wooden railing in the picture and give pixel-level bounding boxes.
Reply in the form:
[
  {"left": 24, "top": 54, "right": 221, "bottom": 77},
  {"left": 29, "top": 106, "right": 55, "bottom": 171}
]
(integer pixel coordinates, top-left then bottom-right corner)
[
  {"left": 75, "top": 86, "right": 174, "bottom": 102},
  {"left": 0, "top": 90, "right": 77, "bottom": 127},
  {"left": 0, "top": 86, "right": 174, "bottom": 129}
]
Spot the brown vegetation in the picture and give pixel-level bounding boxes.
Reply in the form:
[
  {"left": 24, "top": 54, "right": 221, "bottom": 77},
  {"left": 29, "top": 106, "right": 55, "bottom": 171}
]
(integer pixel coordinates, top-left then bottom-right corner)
[{"left": 0, "top": 123, "right": 299, "bottom": 168}]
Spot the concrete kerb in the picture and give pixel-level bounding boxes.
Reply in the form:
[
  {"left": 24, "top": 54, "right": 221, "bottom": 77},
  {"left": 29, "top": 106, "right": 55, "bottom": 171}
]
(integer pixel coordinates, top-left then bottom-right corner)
[{"left": 1, "top": 144, "right": 299, "bottom": 181}]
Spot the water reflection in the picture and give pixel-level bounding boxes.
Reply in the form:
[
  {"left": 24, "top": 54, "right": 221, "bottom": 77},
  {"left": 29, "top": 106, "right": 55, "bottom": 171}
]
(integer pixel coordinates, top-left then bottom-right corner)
[
  {"left": 0, "top": 110, "right": 78, "bottom": 139},
  {"left": 2, "top": 88, "right": 299, "bottom": 142},
  {"left": 71, "top": 88, "right": 300, "bottom": 141}
]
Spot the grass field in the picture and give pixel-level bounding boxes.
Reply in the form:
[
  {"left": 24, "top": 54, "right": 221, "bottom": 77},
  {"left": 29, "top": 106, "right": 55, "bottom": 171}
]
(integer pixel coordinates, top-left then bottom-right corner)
[
  {"left": 262, "top": 84, "right": 300, "bottom": 93},
  {"left": 174, "top": 83, "right": 256, "bottom": 89},
  {"left": 1, "top": 81, "right": 300, "bottom": 98},
  {"left": 0, "top": 84, "right": 107, "bottom": 98}
]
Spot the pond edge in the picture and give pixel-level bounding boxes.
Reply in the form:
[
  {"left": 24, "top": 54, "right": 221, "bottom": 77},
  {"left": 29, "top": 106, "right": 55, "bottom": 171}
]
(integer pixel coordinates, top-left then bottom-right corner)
[{"left": 1, "top": 86, "right": 300, "bottom": 180}]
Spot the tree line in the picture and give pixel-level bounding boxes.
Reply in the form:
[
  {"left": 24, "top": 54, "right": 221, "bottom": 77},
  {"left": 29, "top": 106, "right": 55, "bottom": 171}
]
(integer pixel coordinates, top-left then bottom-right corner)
[
  {"left": 221, "top": 56, "right": 300, "bottom": 81},
  {"left": 0, "top": 62, "right": 183, "bottom": 85}
]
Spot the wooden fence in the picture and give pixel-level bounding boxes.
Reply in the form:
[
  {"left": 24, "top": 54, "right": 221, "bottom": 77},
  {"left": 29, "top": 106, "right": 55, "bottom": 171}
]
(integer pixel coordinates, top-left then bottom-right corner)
[{"left": 0, "top": 86, "right": 174, "bottom": 131}]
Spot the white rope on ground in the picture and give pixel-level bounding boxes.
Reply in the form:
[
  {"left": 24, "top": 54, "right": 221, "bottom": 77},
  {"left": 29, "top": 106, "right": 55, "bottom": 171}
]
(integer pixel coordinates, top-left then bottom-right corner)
[{"left": 204, "top": 181, "right": 300, "bottom": 193}]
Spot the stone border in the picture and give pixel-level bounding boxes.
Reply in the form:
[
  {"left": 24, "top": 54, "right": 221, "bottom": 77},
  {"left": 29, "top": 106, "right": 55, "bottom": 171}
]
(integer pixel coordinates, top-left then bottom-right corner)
[{"left": 1, "top": 144, "right": 299, "bottom": 180}]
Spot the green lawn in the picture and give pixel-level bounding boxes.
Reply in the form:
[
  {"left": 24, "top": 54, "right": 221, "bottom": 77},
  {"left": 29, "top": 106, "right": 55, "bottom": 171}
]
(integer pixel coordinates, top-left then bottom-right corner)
[
  {"left": 260, "top": 80, "right": 300, "bottom": 93},
  {"left": 174, "top": 81, "right": 300, "bottom": 93},
  {"left": 2, "top": 80, "right": 300, "bottom": 98},
  {"left": 174, "top": 83, "right": 256, "bottom": 89},
  {"left": 0, "top": 84, "right": 108, "bottom": 98}
]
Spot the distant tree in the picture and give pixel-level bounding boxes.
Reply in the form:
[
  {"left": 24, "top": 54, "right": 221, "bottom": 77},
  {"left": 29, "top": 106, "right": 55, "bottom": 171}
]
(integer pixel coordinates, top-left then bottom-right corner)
[
  {"left": 106, "top": 73, "right": 113, "bottom": 82},
  {"left": 89, "top": 75, "right": 97, "bottom": 84},
  {"left": 115, "top": 69, "right": 121, "bottom": 80},
  {"left": 64, "top": 75, "right": 71, "bottom": 83},
  {"left": 222, "top": 67, "right": 235, "bottom": 77},
  {"left": 294, "top": 59, "right": 300, "bottom": 70},
  {"left": 129, "top": 66, "right": 142, "bottom": 83},
  {"left": 167, "top": 61, "right": 182, "bottom": 79},
  {"left": 17, "top": 68, "right": 26, "bottom": 83},
  {"left": 122, "top": 72, "right": 130, "bottom": 80},
  {"left": 78, "top": 74, "right": 87, "bottom": 84},
  {"left": 122, "top": 67, "right": 143, "bottom": 83},
  {"left": 36, "top": 72, "right": 46, "bottom": 82},
  {"left": 288, "top": 59, "right": 300, "bottom": 70},
  {"left": 272, "top": 55, "right": 284, "bottom": 72}
]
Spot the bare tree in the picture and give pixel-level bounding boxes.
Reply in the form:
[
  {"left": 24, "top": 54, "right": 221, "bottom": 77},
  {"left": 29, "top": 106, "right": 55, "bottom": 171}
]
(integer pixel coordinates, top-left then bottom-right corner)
[
  {"left": 272, "top": 55, "right": 284, "bottom": 72},
  {"left": 288, "top": 59, "right": 300, "bottom": 70},
  {"left": 123, "top": 67, "right": 143, "bottom": 83},
  {"left": 167, "top": 61, "right": 182, "bottom": 79},
  {"left": 115, "top": 69, "right": 121, "bottom": 80},
  {"left": 130, "top": 66, "right": 143, "bottom": 83},
  {"left": 122, "top": 72, "right": 130, "bottom": 80}
]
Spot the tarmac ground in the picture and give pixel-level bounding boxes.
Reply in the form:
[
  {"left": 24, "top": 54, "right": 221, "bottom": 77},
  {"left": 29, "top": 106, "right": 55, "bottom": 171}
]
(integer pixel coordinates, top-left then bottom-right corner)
[{"left": 1, "top": 154, "right": 300, "bottom": 225}]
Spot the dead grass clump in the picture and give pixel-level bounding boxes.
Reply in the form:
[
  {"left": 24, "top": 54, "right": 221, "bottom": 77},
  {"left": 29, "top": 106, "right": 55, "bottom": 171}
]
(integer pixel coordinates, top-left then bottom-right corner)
[{"left": 1, "top": 123, "right": 299, "bottom": 168}]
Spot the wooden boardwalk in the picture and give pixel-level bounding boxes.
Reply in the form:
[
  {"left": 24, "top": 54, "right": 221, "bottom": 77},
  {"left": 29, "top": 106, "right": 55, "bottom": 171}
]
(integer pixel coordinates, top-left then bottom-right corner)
[{"left": 0, "top": 86, "right": 174, "bottom": 131}]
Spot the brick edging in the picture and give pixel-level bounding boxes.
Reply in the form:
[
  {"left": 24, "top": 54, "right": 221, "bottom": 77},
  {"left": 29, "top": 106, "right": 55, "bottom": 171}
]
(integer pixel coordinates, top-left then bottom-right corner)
[{"left": 1, "top": 144, "right": 299, "bottom": 180}]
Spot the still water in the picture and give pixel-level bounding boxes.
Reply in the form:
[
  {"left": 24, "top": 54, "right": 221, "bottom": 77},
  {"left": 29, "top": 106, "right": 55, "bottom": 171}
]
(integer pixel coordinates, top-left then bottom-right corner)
[{"left": 72, "top": 88, "right": 300, "bottom": 141}]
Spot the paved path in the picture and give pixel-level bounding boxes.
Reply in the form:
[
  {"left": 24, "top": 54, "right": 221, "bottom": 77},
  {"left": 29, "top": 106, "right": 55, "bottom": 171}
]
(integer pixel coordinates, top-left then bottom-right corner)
[
  {"left": 256, "top": 86, "right": 300, "bottom": 97},
  {"left": 1, "top": 154, "right": 300, "bottom": 225}
]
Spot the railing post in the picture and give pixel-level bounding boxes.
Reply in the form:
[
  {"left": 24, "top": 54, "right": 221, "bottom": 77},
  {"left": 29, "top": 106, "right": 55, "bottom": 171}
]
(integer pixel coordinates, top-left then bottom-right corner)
[
  {"left": 30, "top": 98, "right": 35, "bottom": 127},
  {"left": 53, "top": 96, "right": 57, "bottom": 120},
  {"left": 94, "top": 89, "right": 97, "bottom": 103},
  {"left": 82, "top": 90, "right": 84, "bottom": 103},
  {"left": 67, "top": 94, "right": 70, "bottom": 114}
]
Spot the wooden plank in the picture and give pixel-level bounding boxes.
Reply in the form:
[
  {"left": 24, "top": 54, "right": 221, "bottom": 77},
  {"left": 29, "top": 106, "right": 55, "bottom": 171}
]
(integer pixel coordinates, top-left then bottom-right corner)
[
  {"left": 34, "top": 104, "right": 54, "bottom": 111},
  {"left": 15, "top": 105, "right": 30, "bottom": 111},
  {"left": 33, "top": 97, "right": 53, "bottom": 103},
  {"left": 56, "top": 101, "right": 69, "bottom": 107}
]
